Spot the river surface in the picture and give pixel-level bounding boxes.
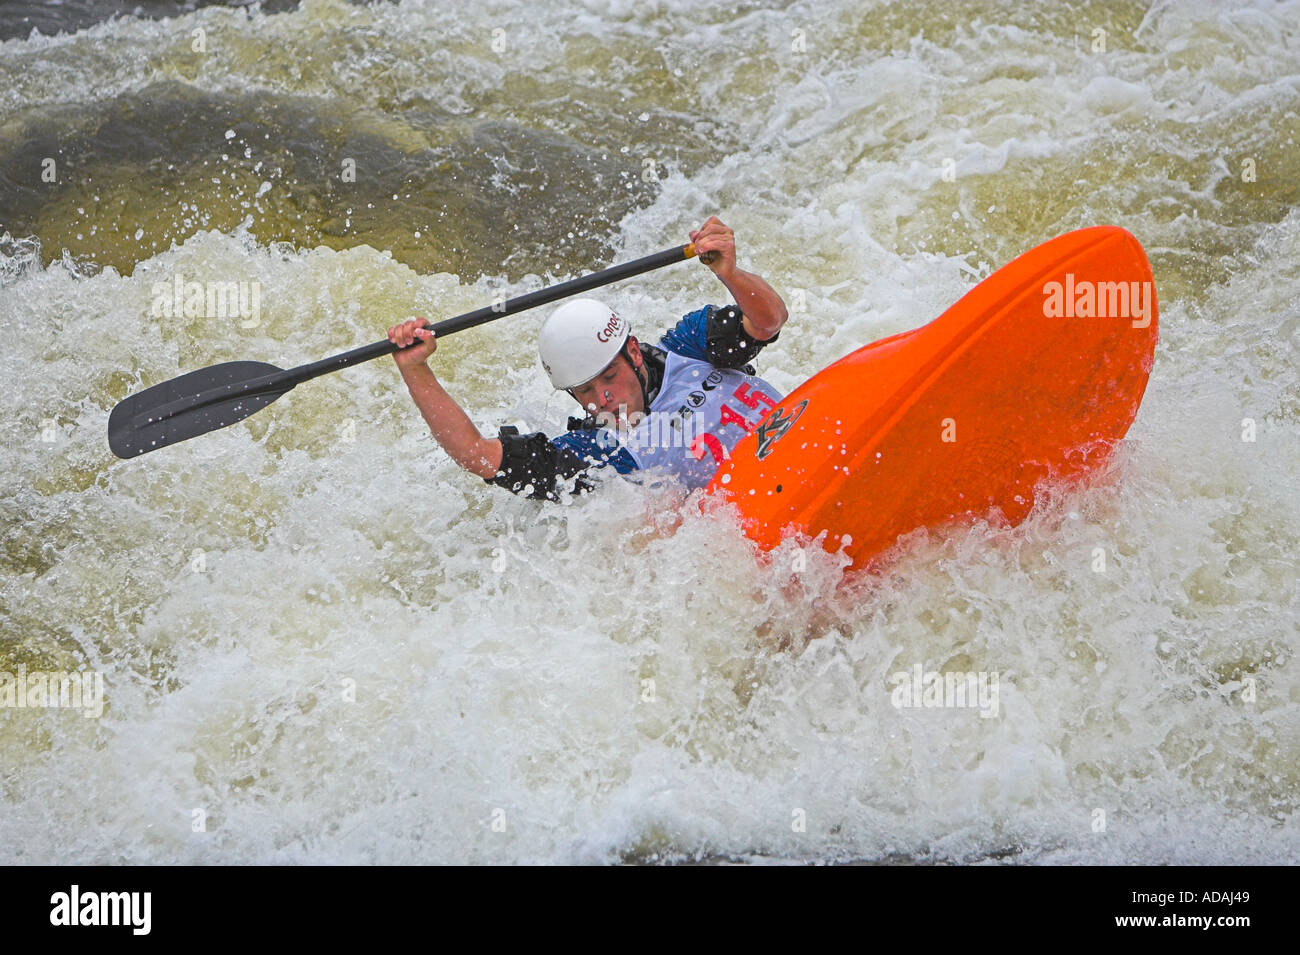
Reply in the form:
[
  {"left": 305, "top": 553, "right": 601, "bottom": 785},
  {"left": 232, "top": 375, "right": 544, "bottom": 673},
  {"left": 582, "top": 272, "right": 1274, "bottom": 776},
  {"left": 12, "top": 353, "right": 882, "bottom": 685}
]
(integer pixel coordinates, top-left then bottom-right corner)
[{"left": 1, "top": 0, "right": 1297, "bottom": 863}]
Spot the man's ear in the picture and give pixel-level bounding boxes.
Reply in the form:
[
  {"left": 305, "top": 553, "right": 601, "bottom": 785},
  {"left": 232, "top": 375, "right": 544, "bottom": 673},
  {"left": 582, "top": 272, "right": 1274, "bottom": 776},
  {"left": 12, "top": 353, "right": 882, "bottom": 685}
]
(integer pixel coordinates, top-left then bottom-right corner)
[{"left": 626, "top": 336, "right": 641, "bottom": 367}]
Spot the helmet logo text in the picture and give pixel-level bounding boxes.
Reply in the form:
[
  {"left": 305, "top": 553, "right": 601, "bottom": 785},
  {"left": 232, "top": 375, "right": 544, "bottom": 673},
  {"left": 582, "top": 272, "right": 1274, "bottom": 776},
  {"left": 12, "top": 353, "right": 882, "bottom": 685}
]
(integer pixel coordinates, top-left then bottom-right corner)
[{"left": 595, "top": 313, "right": 622, "bottom": 343}]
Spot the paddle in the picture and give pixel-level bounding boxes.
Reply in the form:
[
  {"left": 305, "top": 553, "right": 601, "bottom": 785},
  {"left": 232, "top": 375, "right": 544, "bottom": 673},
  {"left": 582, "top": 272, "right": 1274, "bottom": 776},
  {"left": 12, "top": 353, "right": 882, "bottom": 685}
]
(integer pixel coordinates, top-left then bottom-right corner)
[{"left": 108, "top": 242, "right": 715, "bottom": 459}]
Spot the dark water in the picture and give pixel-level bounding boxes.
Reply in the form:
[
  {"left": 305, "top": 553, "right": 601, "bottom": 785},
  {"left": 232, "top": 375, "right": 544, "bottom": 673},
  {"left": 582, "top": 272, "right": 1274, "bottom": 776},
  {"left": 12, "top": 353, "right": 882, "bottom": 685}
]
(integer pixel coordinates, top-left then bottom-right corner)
[
  {"left": 0, "top": 79, "right": 665, "bottom": 278},
  {"left": 0, "top": 1, "right": 304, "bottom": 41}
]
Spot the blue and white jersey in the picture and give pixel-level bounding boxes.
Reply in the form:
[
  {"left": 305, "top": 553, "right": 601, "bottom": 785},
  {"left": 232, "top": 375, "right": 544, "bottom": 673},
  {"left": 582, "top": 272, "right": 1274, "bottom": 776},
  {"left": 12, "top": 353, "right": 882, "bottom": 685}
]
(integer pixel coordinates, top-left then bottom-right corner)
[
  {"left": 554, "top": 351, "right": 782, "bottom": 490},
  {"left": 489, "top": 304, "right": 783, "bottom": 500}
]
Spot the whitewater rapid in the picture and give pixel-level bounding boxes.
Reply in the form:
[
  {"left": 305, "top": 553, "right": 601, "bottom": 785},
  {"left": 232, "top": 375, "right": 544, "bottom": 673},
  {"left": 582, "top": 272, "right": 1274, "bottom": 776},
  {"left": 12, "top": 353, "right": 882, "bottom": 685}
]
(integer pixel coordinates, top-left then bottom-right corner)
[{"left": 1, "top": 0, "right": 1296, "bottom": 863}]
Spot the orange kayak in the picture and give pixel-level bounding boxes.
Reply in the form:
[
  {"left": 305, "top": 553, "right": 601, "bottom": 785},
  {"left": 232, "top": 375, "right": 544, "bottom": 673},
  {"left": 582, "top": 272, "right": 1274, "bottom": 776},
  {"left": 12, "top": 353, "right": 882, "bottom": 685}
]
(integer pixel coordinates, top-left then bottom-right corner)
[{"left": 707, "top": 225, "right": 1159, "bottom": 568}]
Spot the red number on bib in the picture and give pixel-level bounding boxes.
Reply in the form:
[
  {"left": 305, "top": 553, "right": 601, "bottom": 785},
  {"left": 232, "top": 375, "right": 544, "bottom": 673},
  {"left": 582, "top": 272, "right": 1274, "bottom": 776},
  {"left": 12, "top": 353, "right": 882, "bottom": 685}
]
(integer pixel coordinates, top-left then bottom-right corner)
[
  {"left": 719, "top": 404, "right": 756, "bottom": 432},
  {"left": 690, "top": 433, "right": 729, "bottom": 463},
  {"left": 732, "top": 383, "right": 776, "bottom": 412}
]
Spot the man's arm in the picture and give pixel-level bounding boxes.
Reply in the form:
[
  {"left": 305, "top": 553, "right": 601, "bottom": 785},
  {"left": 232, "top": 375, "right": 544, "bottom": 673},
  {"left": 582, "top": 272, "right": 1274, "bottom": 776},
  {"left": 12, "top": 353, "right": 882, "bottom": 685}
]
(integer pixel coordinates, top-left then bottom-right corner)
[
  {"left": 690, "top": 216, "right": 788, "bottom": 340},
  {"left": 490, "top": 427, "right": 638, "bottom": 502},
  {"left": 389, "top": 320, "right": 502, "bottom": 478},
  {"left": 719, "top": 268, "right": 787, "bottom": 341}
]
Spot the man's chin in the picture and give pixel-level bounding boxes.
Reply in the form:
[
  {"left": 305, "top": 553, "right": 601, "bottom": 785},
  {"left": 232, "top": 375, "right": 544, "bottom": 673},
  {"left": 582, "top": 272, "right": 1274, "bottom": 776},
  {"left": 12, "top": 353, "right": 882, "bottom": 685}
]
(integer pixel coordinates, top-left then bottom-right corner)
[{"left": 592, "top": 406, "right": 644, "bottom": 431}]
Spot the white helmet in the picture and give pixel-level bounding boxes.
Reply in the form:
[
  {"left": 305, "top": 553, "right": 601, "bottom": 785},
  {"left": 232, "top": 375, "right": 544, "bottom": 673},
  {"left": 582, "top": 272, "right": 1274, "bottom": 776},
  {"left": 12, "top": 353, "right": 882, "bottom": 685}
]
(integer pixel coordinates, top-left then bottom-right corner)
[{"left": 537, "top": 298, "right": 631, "bottom": 390}]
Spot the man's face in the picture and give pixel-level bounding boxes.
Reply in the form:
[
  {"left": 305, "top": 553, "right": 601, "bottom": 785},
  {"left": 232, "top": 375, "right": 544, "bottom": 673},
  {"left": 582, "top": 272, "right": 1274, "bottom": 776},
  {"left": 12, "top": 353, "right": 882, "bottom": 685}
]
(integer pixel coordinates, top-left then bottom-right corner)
[{"left": 570, "top": 339, "right": 646, "bottom": 423}]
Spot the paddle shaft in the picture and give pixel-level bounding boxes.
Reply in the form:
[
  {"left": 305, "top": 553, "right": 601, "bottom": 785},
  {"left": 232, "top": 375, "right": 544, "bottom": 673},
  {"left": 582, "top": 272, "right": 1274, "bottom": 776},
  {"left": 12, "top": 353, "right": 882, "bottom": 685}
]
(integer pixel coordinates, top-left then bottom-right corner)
[
  {"left": 147, "top": 242, "right": 707, "bottom": 425},
  {"left": 290, "top": 242, "right": 706, "bottom": 384}
]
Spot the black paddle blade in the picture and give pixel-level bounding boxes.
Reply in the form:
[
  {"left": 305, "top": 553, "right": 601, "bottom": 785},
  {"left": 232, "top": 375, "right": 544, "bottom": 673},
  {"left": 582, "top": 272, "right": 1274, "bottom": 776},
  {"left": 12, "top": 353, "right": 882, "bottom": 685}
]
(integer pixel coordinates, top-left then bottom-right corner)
[{"left": 108, "top": 360, "right": 291, "bottom": 459}]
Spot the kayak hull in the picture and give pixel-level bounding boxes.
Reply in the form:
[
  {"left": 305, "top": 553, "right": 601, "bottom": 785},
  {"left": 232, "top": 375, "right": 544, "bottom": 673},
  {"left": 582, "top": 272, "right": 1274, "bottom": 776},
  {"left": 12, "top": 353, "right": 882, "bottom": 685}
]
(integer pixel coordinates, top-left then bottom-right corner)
[{"left": 706, "top": 226, "right": 1159, "bottom": 568}]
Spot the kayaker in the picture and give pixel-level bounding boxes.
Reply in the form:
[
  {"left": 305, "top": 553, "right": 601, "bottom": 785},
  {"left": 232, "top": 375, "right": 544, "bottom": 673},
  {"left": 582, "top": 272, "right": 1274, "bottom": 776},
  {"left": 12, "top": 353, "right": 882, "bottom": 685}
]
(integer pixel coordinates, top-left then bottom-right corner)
[{"left": 387, "top": 216, "right": 788, "bottom": 500}]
